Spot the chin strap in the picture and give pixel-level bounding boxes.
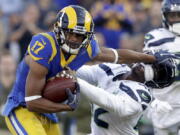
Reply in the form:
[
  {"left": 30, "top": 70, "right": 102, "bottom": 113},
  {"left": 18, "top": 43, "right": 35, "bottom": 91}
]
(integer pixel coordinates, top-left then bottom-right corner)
[{"left": 61, "top": 43, "right": 80, "bottom": 54}]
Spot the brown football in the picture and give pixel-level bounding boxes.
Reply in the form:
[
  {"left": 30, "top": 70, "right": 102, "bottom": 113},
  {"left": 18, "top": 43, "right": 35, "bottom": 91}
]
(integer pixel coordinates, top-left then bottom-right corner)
[{"left": 42, "top": 77, "right": 76, "bottom": 103}]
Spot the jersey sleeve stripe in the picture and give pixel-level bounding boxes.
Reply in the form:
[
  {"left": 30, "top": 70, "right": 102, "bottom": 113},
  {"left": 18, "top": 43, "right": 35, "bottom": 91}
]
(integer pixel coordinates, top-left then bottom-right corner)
[
  {"left": 40, "top": 33, "right": 57, "bottom": 63},
  {"left": 28, "top": 45, "right": 43, "bottom": 61},
  {"left": 119, "top": 82, "right": 138, "bottom": 102},
  {"left": 87, "top": 43, "right": 92, "bottom": 58},
  {"left": 99, "top": 64, "right": 114, "bottom": 76},
  {"left": 148, "top": 37, "right": 175, "bottom": 47}
]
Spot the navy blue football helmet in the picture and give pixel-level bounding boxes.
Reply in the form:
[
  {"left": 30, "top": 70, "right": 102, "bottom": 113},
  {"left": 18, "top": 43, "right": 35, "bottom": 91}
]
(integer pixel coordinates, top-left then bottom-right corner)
[
  {"left": 145, "top": 58, "right": 176, "bottom": 88},
  {"left": 54, "top": 5, "right": 94, "bottom": 55},
  {"left": 162, "top": 0, "right": 180, "bottom": 35}
]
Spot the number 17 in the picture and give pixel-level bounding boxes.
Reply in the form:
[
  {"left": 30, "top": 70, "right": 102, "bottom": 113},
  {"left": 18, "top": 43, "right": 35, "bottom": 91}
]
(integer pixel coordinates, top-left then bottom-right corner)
[{"left": 31, "top": 41, "right": 45, "bottom": 55}]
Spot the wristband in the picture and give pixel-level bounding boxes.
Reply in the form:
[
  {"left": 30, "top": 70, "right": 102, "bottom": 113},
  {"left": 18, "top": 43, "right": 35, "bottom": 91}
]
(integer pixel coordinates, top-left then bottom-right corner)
[
  {"left": 25, "top": 95, "right": 42, "bottom": 102},
  {"left": 111, "top": 48, "right": 119, "bottom": 64}
]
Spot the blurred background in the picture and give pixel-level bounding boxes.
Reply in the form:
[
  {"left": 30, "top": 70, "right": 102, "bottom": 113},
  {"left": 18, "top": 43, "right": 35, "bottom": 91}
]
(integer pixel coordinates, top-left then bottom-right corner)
[{"left": 0, "top": 0, "right": 162, "bottom": 135}]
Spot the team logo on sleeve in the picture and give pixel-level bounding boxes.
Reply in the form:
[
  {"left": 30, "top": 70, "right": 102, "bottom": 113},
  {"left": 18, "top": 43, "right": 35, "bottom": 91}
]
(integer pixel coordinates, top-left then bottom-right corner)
[
  {"left": 141, "top": 92, "right": 149, "bottom": 101},
  {"left": 137, "top": 89, "right": 151, "bottom": 103},
  {"left": 144, "top": 33, "right": 154, "bottom": 44}
]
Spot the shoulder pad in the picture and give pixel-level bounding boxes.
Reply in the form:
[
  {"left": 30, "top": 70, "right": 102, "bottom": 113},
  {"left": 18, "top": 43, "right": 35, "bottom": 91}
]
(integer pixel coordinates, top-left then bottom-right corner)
[
  {"left": 98, "top": 63, "right": 131, "bottom": 77},
  {"left": 28, "top": 33, "right": 57, "bottom": 68},
  {"left": 119, "top": 81, "right": 152, "bottom": 110},
  {"left": 143, "top": 28, "right": 175, "bottom": 51}
]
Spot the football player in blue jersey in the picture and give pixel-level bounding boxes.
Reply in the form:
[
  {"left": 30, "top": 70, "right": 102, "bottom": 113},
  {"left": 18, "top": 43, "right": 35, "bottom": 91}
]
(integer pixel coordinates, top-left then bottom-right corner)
[{"left": 1, "top": 5, "right": 177, "bottom": 135}]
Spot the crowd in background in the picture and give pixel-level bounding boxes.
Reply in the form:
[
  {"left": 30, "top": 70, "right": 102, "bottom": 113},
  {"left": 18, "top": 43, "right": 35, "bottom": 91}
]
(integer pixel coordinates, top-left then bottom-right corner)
[{"left": 0, "top": 0, "right": 162, "bottom": 135}]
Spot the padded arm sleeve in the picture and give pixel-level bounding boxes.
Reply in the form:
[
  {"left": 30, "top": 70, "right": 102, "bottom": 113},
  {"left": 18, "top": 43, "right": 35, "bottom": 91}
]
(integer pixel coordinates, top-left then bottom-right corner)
[
  {"left": 77, "top": 65, "right": 100, "bottom": 85},
  {"left": 78, "top": 78, "right": 142, "bottom": 117}
]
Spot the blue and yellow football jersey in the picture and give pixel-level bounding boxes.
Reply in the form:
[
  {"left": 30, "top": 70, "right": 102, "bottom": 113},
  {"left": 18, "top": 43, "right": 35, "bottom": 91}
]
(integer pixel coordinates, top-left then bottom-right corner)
[{"left": 3, "top": 32, "right": 100, "bottom": 122}]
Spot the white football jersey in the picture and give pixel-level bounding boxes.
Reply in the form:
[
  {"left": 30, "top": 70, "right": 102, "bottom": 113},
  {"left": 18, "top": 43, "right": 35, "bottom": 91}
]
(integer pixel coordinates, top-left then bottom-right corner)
[
  {"left": 77, "top": 63, "right": 152, "bottom": 135},
  {"left": 143, "top": 28, "right": 180, "bottom": 128}
]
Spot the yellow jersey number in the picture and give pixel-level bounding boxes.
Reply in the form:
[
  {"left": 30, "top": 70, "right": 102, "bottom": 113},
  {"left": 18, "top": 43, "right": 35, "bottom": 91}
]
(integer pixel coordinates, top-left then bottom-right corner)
[{"left": 31, "top": 41, "right": 45, "bottom": 55}]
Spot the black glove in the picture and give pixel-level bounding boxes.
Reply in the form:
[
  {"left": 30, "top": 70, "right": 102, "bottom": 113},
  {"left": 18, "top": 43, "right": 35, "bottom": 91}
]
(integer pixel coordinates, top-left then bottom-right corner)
[
  {"left": 152, "top": 50, "right": 180, "bottom": 63},
  {"left": 65, "top": 83, "right": 80, "bottom": 110}
]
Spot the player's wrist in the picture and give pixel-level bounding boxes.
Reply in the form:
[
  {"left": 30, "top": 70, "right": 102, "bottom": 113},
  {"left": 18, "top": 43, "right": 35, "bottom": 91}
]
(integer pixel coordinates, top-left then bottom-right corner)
[
  {"left": 25, "top": 95, "right": 42, "bottom": 102},
  {"left": 111, "top": 48, "right": 119, "bottom": 64}
]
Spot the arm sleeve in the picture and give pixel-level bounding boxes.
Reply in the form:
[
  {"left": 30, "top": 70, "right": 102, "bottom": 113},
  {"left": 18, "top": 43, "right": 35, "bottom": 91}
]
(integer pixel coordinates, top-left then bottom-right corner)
[
  {"left": 76, "top": 65, "right": 100, "bottom": 85},
  {"left": 77, "top": 78, "right": 142, "bottom": 117}
]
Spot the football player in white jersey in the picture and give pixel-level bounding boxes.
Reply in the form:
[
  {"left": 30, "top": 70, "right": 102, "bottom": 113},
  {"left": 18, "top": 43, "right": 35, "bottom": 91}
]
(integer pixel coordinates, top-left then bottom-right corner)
[
  {"left": 75, "top": 59, "right": 175, "bottom": 135},
  {"left": 143, "top": 0, "right": 180, "bottom": 134}
]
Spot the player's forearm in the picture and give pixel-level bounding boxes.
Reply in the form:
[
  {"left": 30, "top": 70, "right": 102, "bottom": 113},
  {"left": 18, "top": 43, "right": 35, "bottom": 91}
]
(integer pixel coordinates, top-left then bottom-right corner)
[
  {"left": 77, "top": 65, "right": 97, "bottom": 85},
  {"left": 78, "top": 78, "right": 117, "bottom": 111},
  {"left": 25, "top": 60, "right": 72, "bottom": 113},
  {"left": 94, "top": 47, "right": 156, "bottom": 64},
  {"left": 117, "top": 49, "right": 156, "bottom": 64},
  {"left": 25, "top": 78, "right": 71, "bottom": 113},
  {"left": 78, "top": 78, "right": 141, "bottom": 117},
  {"left": 26, "top": 98, "right": 72, "bottom": 113},
  {"left": 93, "top": 47, "right": 115, "bottom": 63}
]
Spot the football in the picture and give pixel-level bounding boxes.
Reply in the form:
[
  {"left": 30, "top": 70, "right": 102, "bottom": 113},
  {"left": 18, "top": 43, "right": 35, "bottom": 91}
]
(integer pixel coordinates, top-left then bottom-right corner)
[{"left": 42, "top": 76, "right": 76, "bottom": 103}]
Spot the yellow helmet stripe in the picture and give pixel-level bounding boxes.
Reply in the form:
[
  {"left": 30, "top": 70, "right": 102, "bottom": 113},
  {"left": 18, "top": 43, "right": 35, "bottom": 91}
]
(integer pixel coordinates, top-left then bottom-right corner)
[
  {"left": 62, "top": 6, "right": 77, "bottom": 29},
  {"left": 84, "top": 11, "right": 92, "bottom": 32}
]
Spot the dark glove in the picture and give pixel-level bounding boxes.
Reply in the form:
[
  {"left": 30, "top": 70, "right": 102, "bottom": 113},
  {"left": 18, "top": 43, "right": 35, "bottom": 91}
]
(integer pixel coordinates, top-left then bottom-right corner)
[
  {"left": 152, "top": 50, "right": 180, "bottom": 63},
  {"left": 65, "top": 83, "right": 80, "bottom": 110}
]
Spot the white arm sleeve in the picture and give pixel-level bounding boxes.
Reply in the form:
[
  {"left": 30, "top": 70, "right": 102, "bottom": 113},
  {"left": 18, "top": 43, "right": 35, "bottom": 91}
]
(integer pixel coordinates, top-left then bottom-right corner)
[
  {"left": 78, "top": 78, "right": 142, "bottom": 117},
  {"left": 77, "top": 65, "right": 99, "bottom": 85}
]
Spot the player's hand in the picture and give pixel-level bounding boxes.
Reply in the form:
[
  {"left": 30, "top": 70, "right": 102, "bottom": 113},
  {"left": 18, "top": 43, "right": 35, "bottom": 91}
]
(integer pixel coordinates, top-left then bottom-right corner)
[
  {"left": 65, "top": 83, "right": 80, "bottom": 110},
  {"left": 151, "top": 99, "right": 173, "bottom": 113},
  {"left": 151, "top": 50, "right": 180, "bottom": 63},
  {"left": 59, "top": 67, "right": 77, "bottom": 81}
]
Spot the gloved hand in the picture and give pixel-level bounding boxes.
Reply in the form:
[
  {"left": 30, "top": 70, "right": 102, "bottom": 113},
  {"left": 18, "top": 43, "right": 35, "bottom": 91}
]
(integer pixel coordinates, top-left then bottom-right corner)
[
  {"left": 151, "top": 99, "right": 173, "bottom": 113},
  {"left": 65, "top": 83, "right": 80, "bottom": 110},
  {"left": 153, "top": 50, "right": 180, "bottom": 63}
]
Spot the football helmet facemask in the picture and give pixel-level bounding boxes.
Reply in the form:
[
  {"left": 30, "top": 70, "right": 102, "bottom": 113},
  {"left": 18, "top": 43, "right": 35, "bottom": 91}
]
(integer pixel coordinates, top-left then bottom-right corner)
[
  {"left": 54, "top": 5, "right": 94, "bottom": 55},
  {"left": 144, "top": 58, "right": 176, "bottom": 88}
]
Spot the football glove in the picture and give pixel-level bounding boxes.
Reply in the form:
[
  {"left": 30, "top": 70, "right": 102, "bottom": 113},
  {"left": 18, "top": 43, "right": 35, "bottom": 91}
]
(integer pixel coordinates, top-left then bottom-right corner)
[
  {"left": 65, "top": 83, "right": 80, "bottom": 110},
  {"left": 151, "top": 99, "right": 173, "bottom": 113},
  {"left": 152, "top": 50, "right": 180, "bottom": 63}
]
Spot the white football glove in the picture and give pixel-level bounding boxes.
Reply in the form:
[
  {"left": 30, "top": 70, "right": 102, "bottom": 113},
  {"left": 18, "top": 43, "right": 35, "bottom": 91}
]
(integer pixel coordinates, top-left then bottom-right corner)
[{"left": 151, "top": 99, "right": 173, "bottom": 113}]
